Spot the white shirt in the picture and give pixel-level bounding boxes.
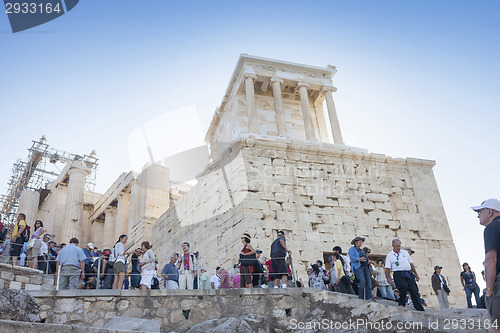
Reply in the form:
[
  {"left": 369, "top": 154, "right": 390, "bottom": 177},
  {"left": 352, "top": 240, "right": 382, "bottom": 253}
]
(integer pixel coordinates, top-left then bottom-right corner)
[
  {"left": 40, "top": 241, "right": 48, "bottom": 255},
  {"left": 438, "top": 274, "right": 445, "bottom": 287},
  {"left": 385, "top": 249, "right": 413, "bottom": 271},
  {"left": 341, "top": 254, "right": 351, "bottom": 272},
  {"left": 211, "top": 274, "right": 221, "bottom": 289},
  {"left": 113, "top": 242, "right": 126, "bottom": 263}
]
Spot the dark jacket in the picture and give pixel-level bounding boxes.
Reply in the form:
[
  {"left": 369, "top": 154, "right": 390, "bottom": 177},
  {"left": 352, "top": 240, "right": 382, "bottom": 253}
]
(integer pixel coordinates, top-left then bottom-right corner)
[{"left": 431, "top": 273, "right": 448, "bottom": 293}]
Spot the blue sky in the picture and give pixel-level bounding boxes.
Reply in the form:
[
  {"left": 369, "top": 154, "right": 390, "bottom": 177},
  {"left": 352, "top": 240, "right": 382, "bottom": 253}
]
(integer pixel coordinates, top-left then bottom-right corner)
[{"left": 1, "top": 0, "right": 499, "bottom": 289}]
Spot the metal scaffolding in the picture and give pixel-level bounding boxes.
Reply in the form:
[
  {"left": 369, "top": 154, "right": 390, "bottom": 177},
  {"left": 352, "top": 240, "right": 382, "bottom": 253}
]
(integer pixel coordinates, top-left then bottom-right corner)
[{"left": 0, "top": 136, "right": 98, "bottom": 225}]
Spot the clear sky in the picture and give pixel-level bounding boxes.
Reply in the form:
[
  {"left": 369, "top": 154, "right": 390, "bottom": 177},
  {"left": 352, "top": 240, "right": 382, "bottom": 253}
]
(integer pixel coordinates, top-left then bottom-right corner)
[{"left": 1, "top": 0, "right": 499, "bottom": 288}]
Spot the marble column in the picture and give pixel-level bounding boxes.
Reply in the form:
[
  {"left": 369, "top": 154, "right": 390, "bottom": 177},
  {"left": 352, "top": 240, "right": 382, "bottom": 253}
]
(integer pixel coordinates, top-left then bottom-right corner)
[
  {"left": 271, "top": 77, "right": 287, "bottom": 137},
  {"left": 127, "top": 180, "right": 139, "bottom": 238},
  {"left": 90, "top": 220, "right": 104, "bottom": 250},
  {"left": 245, "top": 73, "right": 259, "bottom": 134},
  {"left": 115, "top": 192, "right": 130, "bottom": 241},
  {"left": 297, "top": 82, "right": 317, "bottom": 141},
  {"left": 322, "top": 86, "right": 345, "bottom": 145},
  {"left": 61, "top": 167, "right": 88, "bottom": 242},
  {"left": 103, "top": 206, "right": 117, "bottom": 249},
  {"left": 17, "top": 189, "right": 40, "bottom": 226}
]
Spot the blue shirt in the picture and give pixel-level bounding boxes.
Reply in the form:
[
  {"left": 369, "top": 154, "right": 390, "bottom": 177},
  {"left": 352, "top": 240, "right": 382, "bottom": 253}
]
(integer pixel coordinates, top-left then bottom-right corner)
[
  {"left": 56, "top": 244, "right": 87, "bottom": 268},
  {"left": 161, "top": 262, "right": 179, "bottom": 282},
  {"left": 82, "top": 248, "right": 92, "bottom": 266},
  {"left": 348, "top": 246, "right": 367, "bottom": 271}
]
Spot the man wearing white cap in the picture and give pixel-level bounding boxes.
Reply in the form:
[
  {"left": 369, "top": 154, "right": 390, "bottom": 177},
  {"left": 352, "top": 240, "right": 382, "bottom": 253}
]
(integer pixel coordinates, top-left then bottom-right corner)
[{"left": 472, "top": 198, "right": 500, "bottom": 332}]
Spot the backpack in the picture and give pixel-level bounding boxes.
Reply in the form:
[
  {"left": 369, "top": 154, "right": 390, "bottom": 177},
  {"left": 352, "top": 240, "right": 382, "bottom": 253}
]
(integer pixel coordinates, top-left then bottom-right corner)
[
  {"left": 20, "top": 224, "right": 31, "bottom": 242},
  {"left": 108, "top": 246, "right": 117, "bottom": 268}
]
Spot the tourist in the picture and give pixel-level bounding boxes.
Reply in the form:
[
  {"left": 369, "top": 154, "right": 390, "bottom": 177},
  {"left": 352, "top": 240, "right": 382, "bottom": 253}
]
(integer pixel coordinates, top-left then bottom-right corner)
[
  {"left": 211, "top": 267, "right": 221, "bottom": 289},
  {"left": 404, "top": 246, "right": 415, "bottom": 257},
  {"left": 348, "top": 237, "right": 372, "bottom": 300},
  {"left": 161, "top": 253, "right": 179, "bottom": 289},
  {"left": 431, "top": 265, "right": 450, "bottom": 309},
  {"left": 38, "top": 234, "right": 51, "bottom": 273},
  {"left": 0, "top": 225, "right": 13, "bottom": 264},
  {"left": 374, "top": 258, "right": 395, "bottom": 300},
  {"left": 219, "top": 267, "right": 231, "bottom": 289},
  {"left": 328, "top": 256, "right": 336, "bottom": 291},
  {"left": 86, "top": 281, "right": 96, "bottom": 289},
  {"left": 252, "top": 249, "right": 265, "bottom": 288},
  {"left": 333, "top": 245, "right": 355, "bottom": 294},
  {"left": 333, "top": 246, "right": 351, "bottom": 274},
  {"left": 232, "top": 271, "right": 241, "bottom": 289},
  {"left": 460, "top": 262, "right": 482, "bottom": 308},
  {"left": 129, "top": 248, "right": 142, "bottom": 289},
  {"left": 48, "top": 240, "right": 57, "bottom": 273},
  {"left": 332, "top": 252, "right": 354, "bottom": 294},
  {"left": 200, "top": 267, "right": 211, "bottom": 289},
  {"left": 285, "top": 257, "right": 294, "bottom": 287},
  {"left": 0, "top": 213, "right": 6, "bottom": 242},
  {"left": 316, "top": 260, "right": 325, "bottom": 274},
  {"left": 177, "top": 242, "right": 196, "bottom": 290},
  {"left": 10, "top": 213, "right": 27, "bottom": 266},
  {"left": 407, "top": 291, "right": 427, "bottom": 308},
  {"left": 270, "top": 230, "right": 291, "bottom": 288},
  {"left": 91, "top": 247, "right": 100, "bottom": 260},
  {"left": 193, "top": 270, "right": 198, "bottom": 289},
  {"left": 229, "top": 263, "right": 239, "bottom": 281},
  {"left": 26, "top": 220, "right": 45, "bottom": 269},
  {"left": 308, "top": 264, "right": 328, "bottom": 290},
  {"left": 265, "top": 258, "right": 275, "bottom": 288},
  {"left": 363, "top": 247, "right": 379, "bottom": 298},
  {"left": 385, "top": 238, "right": 424, "bottom": 311},
  {"left": 99, "top": 249, "right": 114, "bottom": 289},
  {"left": 473, "top": 199, "right": 500, "bottom": 329},
  {"left": 111, "top": 235, "right": 132, "bottom": 290},
  {"left": 56, "top": 237, "right": 87, "bottom": 290},
  {"left": 239, "top": 233, "right": 256, "bottom": 288},
  {"left": 83, "top": 243, "right": 93, "bottom": 267},
  {"left": 139, "top": 241, "right": 155, "bottom": 290}
]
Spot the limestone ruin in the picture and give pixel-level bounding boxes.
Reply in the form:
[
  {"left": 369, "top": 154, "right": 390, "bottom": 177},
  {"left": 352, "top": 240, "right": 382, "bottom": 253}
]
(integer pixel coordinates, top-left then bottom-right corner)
[
  {"left": 152, "top": 55, "right": 463, "bottom": 308},
  {"left": 2, "top": 55, "right": 463, "bottom": 309}
]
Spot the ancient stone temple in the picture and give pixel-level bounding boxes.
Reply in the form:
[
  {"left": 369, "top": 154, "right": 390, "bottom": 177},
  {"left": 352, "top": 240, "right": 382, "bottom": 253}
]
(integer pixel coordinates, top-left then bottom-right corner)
[
  {"left": 153, "top": 55, "right": 463, "bottom": 307},
  {"left": 17, "top": 162, "right": 184, "bottom": 251}
]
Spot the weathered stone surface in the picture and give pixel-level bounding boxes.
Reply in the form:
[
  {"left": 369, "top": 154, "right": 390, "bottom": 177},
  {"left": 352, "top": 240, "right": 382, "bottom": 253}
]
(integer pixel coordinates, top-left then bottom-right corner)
[
  {"left": 54, "top": 298, "right": 79, "bottom": 313},
  {"left": 104, "top": 316, "right": 161, "bottom": 332},
  {"left": 153, "top": 136, "right": 463, "bottom": 308},
  {"left": 28, "top": 289, "right": 491, "bottom": 332},
  {"left": 9, "top": 281, "right": 22, "bottom": 289},
  {"left": 0, "top": 289, "right": 40, "bottom": 322},
  {"left": 24, "top": 284, "right": 42, "bottom": 291},
  {"left": 116, "top": 299, "right": 129, "bottom": 311},
  {"left": 1, "top": 271, "right": 15, "bottom": 281},
  {"left": 15, "top": 275, "right": 31, "bottom": 284},
  {"left": 30, "top": 275, "right": 43, "bottom": 285}
]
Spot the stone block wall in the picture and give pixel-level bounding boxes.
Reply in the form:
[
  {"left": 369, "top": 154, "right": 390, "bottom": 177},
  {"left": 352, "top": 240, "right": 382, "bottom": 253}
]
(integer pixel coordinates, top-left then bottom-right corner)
[
  {"left": 28, "top": 289, "right": 489, "bottom": 333},
  {"left": 0, "top": 263, "right": 55, "bottom": 291},
  {"left": 153, "top": 137, "right": 464, "bottom": 309}
]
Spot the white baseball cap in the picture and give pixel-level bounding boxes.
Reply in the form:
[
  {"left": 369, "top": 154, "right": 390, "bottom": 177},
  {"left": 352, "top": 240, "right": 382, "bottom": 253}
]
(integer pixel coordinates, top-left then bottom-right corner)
[
  {"left": 471, "top": 199, "right": 500, "bottom": 212},
  {"left": 87, "top": 243, "right": 95, "bottom": 249}
]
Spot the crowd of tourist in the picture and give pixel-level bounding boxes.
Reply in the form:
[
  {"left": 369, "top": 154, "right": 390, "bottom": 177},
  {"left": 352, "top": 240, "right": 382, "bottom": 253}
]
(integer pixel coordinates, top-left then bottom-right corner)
[{"left": 0, "top": 211, "right": 490, "bottom": 312}]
